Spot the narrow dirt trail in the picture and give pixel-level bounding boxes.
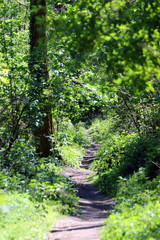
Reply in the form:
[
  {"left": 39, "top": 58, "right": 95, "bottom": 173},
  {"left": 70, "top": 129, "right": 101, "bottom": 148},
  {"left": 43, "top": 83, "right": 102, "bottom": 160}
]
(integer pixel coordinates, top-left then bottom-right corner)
[{"left": 48, "top": 143, "right": 113, "bottom": 240}]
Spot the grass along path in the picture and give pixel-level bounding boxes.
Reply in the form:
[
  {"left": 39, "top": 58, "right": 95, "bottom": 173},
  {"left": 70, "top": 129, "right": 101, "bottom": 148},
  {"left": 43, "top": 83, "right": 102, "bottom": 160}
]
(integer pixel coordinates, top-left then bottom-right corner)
[{"left": 48, "top": 142, "right": 114, "bottom": 240}]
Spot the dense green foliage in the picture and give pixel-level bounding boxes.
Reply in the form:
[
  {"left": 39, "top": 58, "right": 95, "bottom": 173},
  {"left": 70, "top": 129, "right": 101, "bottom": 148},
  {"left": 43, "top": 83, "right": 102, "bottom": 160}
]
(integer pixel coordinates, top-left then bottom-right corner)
[
  {"left": 88, "top": 117, "right": 160, "bottom": 239},
  {"left": 101, "top": 170, "right": 160, "bottom": 240},
  {"left": 89, "top": 118, "right": 160, "bottom": 194},
  {"left": 57, "top": 0, "right": 160, "bottom": 92},
  {"left": 0, "top": 0, "right": 160, "bottom": 239}
]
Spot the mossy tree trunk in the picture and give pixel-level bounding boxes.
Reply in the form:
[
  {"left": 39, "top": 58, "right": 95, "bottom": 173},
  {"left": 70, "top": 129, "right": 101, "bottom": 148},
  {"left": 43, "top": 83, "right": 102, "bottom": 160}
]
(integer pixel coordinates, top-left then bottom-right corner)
[{"left": 29, "top": 0, "right": 54, "bottom": 157}]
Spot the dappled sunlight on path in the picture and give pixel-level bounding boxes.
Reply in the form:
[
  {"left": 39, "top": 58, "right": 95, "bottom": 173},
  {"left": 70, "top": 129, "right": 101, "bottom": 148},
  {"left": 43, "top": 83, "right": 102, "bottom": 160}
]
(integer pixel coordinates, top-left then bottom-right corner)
[{"left": 48, "top": 143, "right": 114, "bottom": 240}]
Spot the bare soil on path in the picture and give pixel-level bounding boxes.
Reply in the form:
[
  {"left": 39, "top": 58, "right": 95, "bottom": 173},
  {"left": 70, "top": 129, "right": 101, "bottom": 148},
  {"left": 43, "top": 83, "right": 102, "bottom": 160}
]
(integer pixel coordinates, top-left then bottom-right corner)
[{"left": 48, "top": 143, "right": 114, "bottom": 240}]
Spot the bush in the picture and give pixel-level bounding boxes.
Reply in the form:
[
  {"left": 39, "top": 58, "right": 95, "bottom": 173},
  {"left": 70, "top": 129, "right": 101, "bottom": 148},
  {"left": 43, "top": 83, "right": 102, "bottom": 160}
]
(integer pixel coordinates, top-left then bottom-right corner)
[
  {"left": 57, "top": 119, "right": 90, "bottom": 147},
  {"left": 0, "top": 162, "right": 80, "bottom": 215},
  {"left": 92, "top": 132, "right": 160, "bottom": 196},
  {"left": 0, "top": 138, "right": 39, "bottom": 177},
  {"left": 73, "top": 126, "right": 90, "bottom": 147},
  {"left": 101, "top": 170, "right": 160, "bottom": 240},
  {"left": 116, "top": 169, "right": 160, "bottom": 208},
  {"left": 101, "top": 200, "right": 160, "bottom": 240},
  {"left": 88, "top": 117, "right": 119, "bottom": 142}
]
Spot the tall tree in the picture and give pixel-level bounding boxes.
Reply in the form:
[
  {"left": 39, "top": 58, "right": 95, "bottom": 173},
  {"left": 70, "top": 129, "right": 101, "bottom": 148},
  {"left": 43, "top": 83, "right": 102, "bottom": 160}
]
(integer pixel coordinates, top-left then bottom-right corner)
[{"left": 29, "top": 0, "right": 54, "bottom": 157}]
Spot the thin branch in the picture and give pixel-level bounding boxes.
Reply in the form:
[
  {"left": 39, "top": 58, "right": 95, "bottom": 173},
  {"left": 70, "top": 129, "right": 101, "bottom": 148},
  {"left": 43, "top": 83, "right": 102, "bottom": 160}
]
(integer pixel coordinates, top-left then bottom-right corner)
[
  {"left": 4, "top": 104, "right": 29, "bottom": 155},
  {"left": 71, "top": 79, "right": 98, "bottom": 94},
  {"left": 118, "top": 87, "right": 141, "bottom": 134},
  {"left": 151, "top": 160, "right": 160, "bottom": 169}
]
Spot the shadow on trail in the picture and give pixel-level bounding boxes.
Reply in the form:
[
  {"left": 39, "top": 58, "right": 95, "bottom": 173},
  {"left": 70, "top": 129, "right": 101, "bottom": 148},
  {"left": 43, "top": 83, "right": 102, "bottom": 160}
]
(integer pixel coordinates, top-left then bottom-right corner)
[
  {"left": 75, "top": 181, "right": 113, "bottom": 219},
  {"left": 50, "top": 224, "right": 103, "bottom": 233},
  {"left": 48, "top": 142, "right": 114, "bottom": 240}
]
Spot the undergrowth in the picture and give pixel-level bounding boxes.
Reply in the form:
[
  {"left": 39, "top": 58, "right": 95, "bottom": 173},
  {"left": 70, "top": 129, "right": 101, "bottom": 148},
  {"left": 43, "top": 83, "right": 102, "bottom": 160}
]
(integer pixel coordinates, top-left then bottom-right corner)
[
  {"left": 57, "top": 119, "right": 90, "bottom": 147},
  {"left": 88, "top": 117, "right": 119, "bottom": 143},
  {"left": 60, "top": 145, "right": 84, "bottom": 168},
  {"left": 0, "top": 191, "right": 61, "bottom": 240},
  {"left": 101, "top": 169, "right": 160, "bottom": 240},
  {"left": 57, "top": 119, "right": 90, "bottom": 167},
  {"left": 0, "top": 125, "right": 83, "bottom": 239},
  {"left": 89, "top": 119, "right": 160, "bottom": 196},
  {"left": 0, "top": 157, "right": 79, "bottom": 215},
  {"left": 88, "top": 117, "right": 160, "bottom": 240},
  {"left": 0, "top": 119, "right": 92, "bottom": 239}
]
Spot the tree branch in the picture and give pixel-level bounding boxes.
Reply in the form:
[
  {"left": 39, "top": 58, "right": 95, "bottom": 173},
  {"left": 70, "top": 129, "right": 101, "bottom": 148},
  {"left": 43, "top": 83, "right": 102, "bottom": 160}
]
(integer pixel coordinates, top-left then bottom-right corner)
[{"left": 15, "top": 0, "right": 29, "bottom": 7}]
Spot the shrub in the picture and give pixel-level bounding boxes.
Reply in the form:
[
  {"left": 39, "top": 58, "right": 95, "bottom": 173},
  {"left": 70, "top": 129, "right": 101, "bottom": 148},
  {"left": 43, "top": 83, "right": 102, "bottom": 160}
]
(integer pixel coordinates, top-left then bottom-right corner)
[
  {"left": 92, "top": 133, "right": 160, "bottom": 196},
  {"left": 73, "top": 126, "right": 90, "bottom": 147},
  {"left": 101, "top": 200, "right": 160, "bottom": 240},
  {"left": 101, "top": 170, "right": 160, "bottom": 240},
  {"left": 0, "top": 162, "right": 80, "bottom": 215},
  {"left": 0, "top": 138, "right": 39, "bottom": 177},
  {"left": 57, "top": 119, "right": 90, "bottom": 147},
  {"left": 88, "top": 117, "right": 119, "bottom": 142},
  {"left": 116, "top": 169, "right": 160, "bottom": 208}
]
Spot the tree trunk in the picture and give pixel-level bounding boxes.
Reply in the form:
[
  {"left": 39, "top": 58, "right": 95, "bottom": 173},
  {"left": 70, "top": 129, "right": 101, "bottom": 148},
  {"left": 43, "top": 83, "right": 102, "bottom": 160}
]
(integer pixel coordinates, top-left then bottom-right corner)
[{"left": 29, "top": 0, "right": 54, "bottom": 157}]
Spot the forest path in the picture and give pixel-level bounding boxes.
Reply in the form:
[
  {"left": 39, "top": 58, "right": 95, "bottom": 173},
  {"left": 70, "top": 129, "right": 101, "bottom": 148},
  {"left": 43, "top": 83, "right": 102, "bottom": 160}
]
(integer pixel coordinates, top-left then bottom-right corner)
[{"left": 48, "top": 143, "right": 113, "bottom": 240}]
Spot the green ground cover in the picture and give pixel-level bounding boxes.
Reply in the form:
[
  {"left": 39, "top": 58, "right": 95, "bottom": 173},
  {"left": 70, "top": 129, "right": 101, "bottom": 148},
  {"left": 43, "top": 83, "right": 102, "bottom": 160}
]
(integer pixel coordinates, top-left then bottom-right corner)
[{"left": 88, "top": 118, "right": 160, "bottom": 240}]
